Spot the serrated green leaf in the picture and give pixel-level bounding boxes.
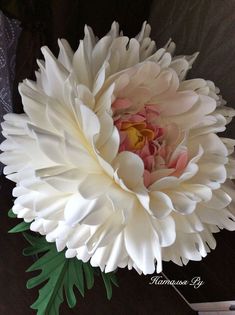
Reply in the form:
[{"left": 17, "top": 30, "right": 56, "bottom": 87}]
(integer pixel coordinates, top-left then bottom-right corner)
[
  {"left": 23, "top": 233, "right": 48, "bottom": 247},
  {"left": 27, "top": 247, "right": 60, "bottom": 272},
  {"left": 24, "top": 237, "right": 94, "bottom": 315},
  {"left": 9, "top": 221, "right": 31, "bottom": 233},
  {"left": 30, "top": 260, "right": 67, "bottom": 315},
  {"left": 27, "top": 252, "right": 65, "bottom": 289},
  {"left": 7, "top": 212, "right": 119, "bottom": 314},
  {"left": 23, "top": 233, "right": 51, "bottom": 256},
  {"left": 23, "top": 233, "right": 118, "bottom": 315},
  {"left": 64, "top": 259, "right": 84, "bottom": 308}
]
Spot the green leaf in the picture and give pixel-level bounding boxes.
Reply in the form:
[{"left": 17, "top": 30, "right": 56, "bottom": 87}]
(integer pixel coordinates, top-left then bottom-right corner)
[
  {"left": 9, "top": 221, "right": 31, "bottom": 233},
  {"left": 24, "top": 233, "right": 94, "bottom": 315},
  {"left": 64, "top": 259, "right": 85, "bottom": 307},
  {"left": 23, "top": 233, "right": 51, "bottom": 256},
  {"left": 101, "top": 272, "right": 119, "bottom": 300},
  {"left": 83, "top": 262, "right": 95, "bottom": 289},
  {"left": 23, "top": 233, "right": 118, "bottom": 315},
  {"left": 7, "top": 209, "right": 120, "bottom": 314},
  {"left": 8, "top": 209, "right": 16, "bottom": 218}
]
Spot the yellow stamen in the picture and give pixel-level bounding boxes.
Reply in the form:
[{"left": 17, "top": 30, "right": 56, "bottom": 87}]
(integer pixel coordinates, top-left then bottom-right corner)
[{"left": 126, "top": 127, "right": 145, "bottom": 149}]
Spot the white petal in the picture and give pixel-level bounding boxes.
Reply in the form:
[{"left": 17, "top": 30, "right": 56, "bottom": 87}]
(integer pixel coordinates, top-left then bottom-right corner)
[
  {"left": 151, "top": 215, "right": 176, "bottom": 247},
  {"left": 58, "top": 39, "right": 73, "bottom": 71},
  {"left": 197, "top": 206, "right": 235, "bottom": 231},
  {"left": 105, "top": 233, "right": 127, "bottom": 272},
  {"left": 73, "top": 40, "right": 92, "bottom": 88},
  {"left": 157, "top": 91, "right": 198, "bottom": 116},
  {"left": 64, "top": 193, "right": 104, "bottom": 226},
  {"left": 124, "top": 206, "right": 162, "bottom": 274},
  {"left": 113, "top": 151, "right": 144, "bottom": 190},
  {"left": 98, "top": 126, "right": 119, "bottom": 163},
  {"left": 149, "top": 191, "right": 173, "bottom": 219},
  {"left": 92, "top": 36, "right": 112, "bottom": 75},
  {"left": 41, "top": 46, "right": 69, "bottom": 101},
  {"left": 86, "top": 211, "right": 124, "bottom": 253},
  {"left": 78, "top": 173, "right": 112, "bottom": 199},
  {"left": 169, "top": 192, "right": 197, "bottom": 214},
  {"left": 203, "top": 189, "right": 232, "bottom": 209},
  {"left": 79, "top": 104, "right": 100, "bottom": 141}
]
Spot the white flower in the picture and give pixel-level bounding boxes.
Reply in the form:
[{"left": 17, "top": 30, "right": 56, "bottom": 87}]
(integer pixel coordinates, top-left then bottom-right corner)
[{"left": 1, "top": 22, "right": 235, "bottom": 275}]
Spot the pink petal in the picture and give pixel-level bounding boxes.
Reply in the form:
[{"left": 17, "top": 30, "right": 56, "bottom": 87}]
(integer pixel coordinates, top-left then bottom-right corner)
[{"left": 112, "top": 98, "right": 132, "bottom": 110}]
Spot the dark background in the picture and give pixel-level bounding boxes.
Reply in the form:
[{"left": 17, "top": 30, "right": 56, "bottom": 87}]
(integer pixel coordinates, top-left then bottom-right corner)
[{"left": 1, "top": 0, "right": 235, "bottom": 314}]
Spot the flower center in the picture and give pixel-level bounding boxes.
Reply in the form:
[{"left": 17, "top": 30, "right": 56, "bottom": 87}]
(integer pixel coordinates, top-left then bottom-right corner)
[
  {"left": 112, "top": 98, "right": 189, "bottom": 186},
  {"left": 119, "top": 121, "right": 156, "bottom": 150}
]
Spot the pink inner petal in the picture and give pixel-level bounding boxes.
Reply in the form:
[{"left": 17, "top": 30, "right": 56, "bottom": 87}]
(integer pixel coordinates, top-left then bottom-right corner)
[
  {"left": 113, "top": 99, "right": 189, "bottom": 187},
  {"left": 112, "top": 98, "right": 133, "bottom": 110}
]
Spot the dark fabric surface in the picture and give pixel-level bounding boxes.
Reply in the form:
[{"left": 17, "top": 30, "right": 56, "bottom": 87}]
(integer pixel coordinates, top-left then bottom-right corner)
[
  {"left": 0, "top": 10, "right": 21, "bottom": 114},
  {"left": 0, "top": 10, "right": 21, "bottom": 174}
]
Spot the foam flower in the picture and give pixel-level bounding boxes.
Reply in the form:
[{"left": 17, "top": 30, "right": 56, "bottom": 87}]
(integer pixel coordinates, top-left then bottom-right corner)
[{"left": 1, "top": 22, "right": 235, "bottom": 275}]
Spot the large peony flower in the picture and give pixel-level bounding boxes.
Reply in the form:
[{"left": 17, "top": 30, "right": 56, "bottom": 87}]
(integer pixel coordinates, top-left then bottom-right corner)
[{"left": 1, "top": 22, "right": 235, "bottom": 275}]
